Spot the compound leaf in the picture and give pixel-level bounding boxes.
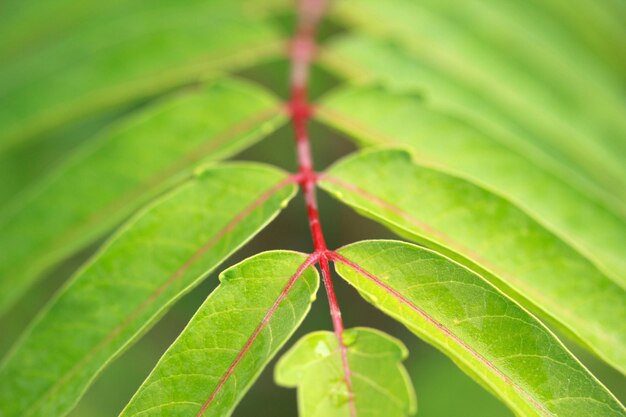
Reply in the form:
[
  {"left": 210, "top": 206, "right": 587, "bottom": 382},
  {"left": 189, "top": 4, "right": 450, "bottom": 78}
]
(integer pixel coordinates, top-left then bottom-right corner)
[
  {"left": 333, "top": 240, "right": 625, "bottom": 417},
  {"left": 0, "top": 163, "right": 296, "bottom": 417},
  {"left": 120, "top": 250, "right": 319, "bottom": 417},
  {"left": 276, "top": 327, "right": 416, "bottom": 417}
]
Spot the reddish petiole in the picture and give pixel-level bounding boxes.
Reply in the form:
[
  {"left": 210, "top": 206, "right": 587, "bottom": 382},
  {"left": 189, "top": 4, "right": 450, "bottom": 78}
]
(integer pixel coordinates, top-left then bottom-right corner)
[{"left": 286, "top": 0, "right": 356, "bottom": 415}]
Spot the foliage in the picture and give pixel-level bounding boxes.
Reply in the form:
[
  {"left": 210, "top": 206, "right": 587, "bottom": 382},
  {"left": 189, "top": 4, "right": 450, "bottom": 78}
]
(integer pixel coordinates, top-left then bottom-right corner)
[{"left": 0, "top": 0, "right": 624, "bottom": 416}]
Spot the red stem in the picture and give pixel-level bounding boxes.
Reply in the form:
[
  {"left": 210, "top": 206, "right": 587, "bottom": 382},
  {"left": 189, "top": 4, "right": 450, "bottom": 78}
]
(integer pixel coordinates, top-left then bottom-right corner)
[{"left": 288, "top": 1, "right": 356, "bottom": 415}]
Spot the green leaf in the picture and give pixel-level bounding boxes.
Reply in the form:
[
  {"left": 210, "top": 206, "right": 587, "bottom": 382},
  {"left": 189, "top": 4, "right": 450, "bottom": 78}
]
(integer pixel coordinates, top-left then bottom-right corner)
[
  {"left": 320, "top": 28, "right": 626, "bottom": 213},
  {"left": 327, "top": 0, "right": 626, "bottom": 163},
  {"left": 319, "top": 149, "right": 626, "bottom": 373},
  {"left": 120, "top": 250, "right": 319, "bottom": 417},
  {"left": 0, "top": 163, "right": 296, "bottom": 417},
  {"left": 332, "top": 240, "right": 626, "bottom": 417},
  {"left": 317, "top": 85, "right": 626, "bottom": 284},
  {"left": 0, "top": 76, "right": 285, "bottom": 315},
  {"left": 520, "top": 0, "right": 626, "bottom": 73},
  {"left": 0, "top": 103, "right": 132, "bottom": 205},
  {"left": 0, "top": 0, "right": 284, "bottom": 151},
  {"left": 275, "top": 327, "right": 416, "bottom": 417}
]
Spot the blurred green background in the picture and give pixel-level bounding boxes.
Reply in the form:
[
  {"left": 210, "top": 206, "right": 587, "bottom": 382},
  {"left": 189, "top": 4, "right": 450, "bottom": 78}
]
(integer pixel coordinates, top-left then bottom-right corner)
[{"left": 1, "top": 2, "right": 624, "bottom": 416}]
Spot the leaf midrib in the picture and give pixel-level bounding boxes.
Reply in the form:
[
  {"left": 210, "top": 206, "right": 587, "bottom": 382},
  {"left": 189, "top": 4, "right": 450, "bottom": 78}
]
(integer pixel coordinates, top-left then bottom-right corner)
[
  {"left": 321, "top": 175, "right": 531, "bottom": 289},
  {"left": 320, "top": 173, "right": 626, "bottom": 333},
  {"left": 49, "top": 106, "right": 284, "bottom": 249},
  {"left": 331, "top": 252, "right": 551, "bottom": 417},
  {"left": 193, "top": 254, "right": 318, "bottom": 417},
  {"left": 318, "top": 44, "right": 626, "bottom": 215}
]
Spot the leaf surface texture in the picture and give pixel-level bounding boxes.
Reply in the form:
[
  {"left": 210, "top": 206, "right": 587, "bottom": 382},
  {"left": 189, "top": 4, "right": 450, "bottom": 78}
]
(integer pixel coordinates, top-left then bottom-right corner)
[
  {"left": 120, "top": 251, "right": 319, "bottom": 417},
  {"left": 333, "top": 240, "right": 625, "bottom": 417},
  {"left": 276, "top": 327, "right": 416, "bottom": 417}
]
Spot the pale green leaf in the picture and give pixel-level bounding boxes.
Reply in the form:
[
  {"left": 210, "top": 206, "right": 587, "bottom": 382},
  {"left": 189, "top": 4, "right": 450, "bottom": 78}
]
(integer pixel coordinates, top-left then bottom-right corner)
[
  {"left": 0, "top": 163, "right": 296, "bottom": 417},
  {"left": 333, "top": 240, "right": 626, "bottom": 417},
  {"left": 327, "top": 0, "right": 626, "bottom": 161},
  {"left": 0, "top": 76, "right": 285, "bottom": 315},
  {"left": 317, "top": 85, "right": 626, "bottom": 284},
  {"left": 520, "top": 0, "right": 626, "bottom": 72},
  {"left": 120, "top": 250, "right": 319, "bottom": 417},
  {"left": 321, "top": 25, "right": 626, "bottom": 213},
  {"left": 0, "top": 0, "right": 284, "bottom": 151},
  {"left": 275, "top": 327, "right": 416, "bottom": 417},
  {"left": 319, "top": 149, "right": 626, "bottom": 373}
]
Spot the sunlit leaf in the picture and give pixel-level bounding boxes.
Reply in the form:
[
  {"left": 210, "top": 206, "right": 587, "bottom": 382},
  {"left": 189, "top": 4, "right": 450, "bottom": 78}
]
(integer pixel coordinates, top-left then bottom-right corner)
[
  {"left": 276, "top": 327, "right": 416, "bottom": 417},
  {"left": 332, "top": 240, "right": 625, "bottom": 417},
  {"left": 1, "top": 0, "right": 624, "bottom": 415},
  {"left": 317, "top": 85, "right": 626, "bottom": 283},
  {"left": 120, "top": 250, "right": 319, "bottom": 417},
  {"left": 0, "top": 0, "right": 284, "bottom": 151},
  {"left": 320, "top": 149, "right": 626, "bottom": 373},
  {"left": 0, "top": 163, "right": 296, "bottom": 417}
]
